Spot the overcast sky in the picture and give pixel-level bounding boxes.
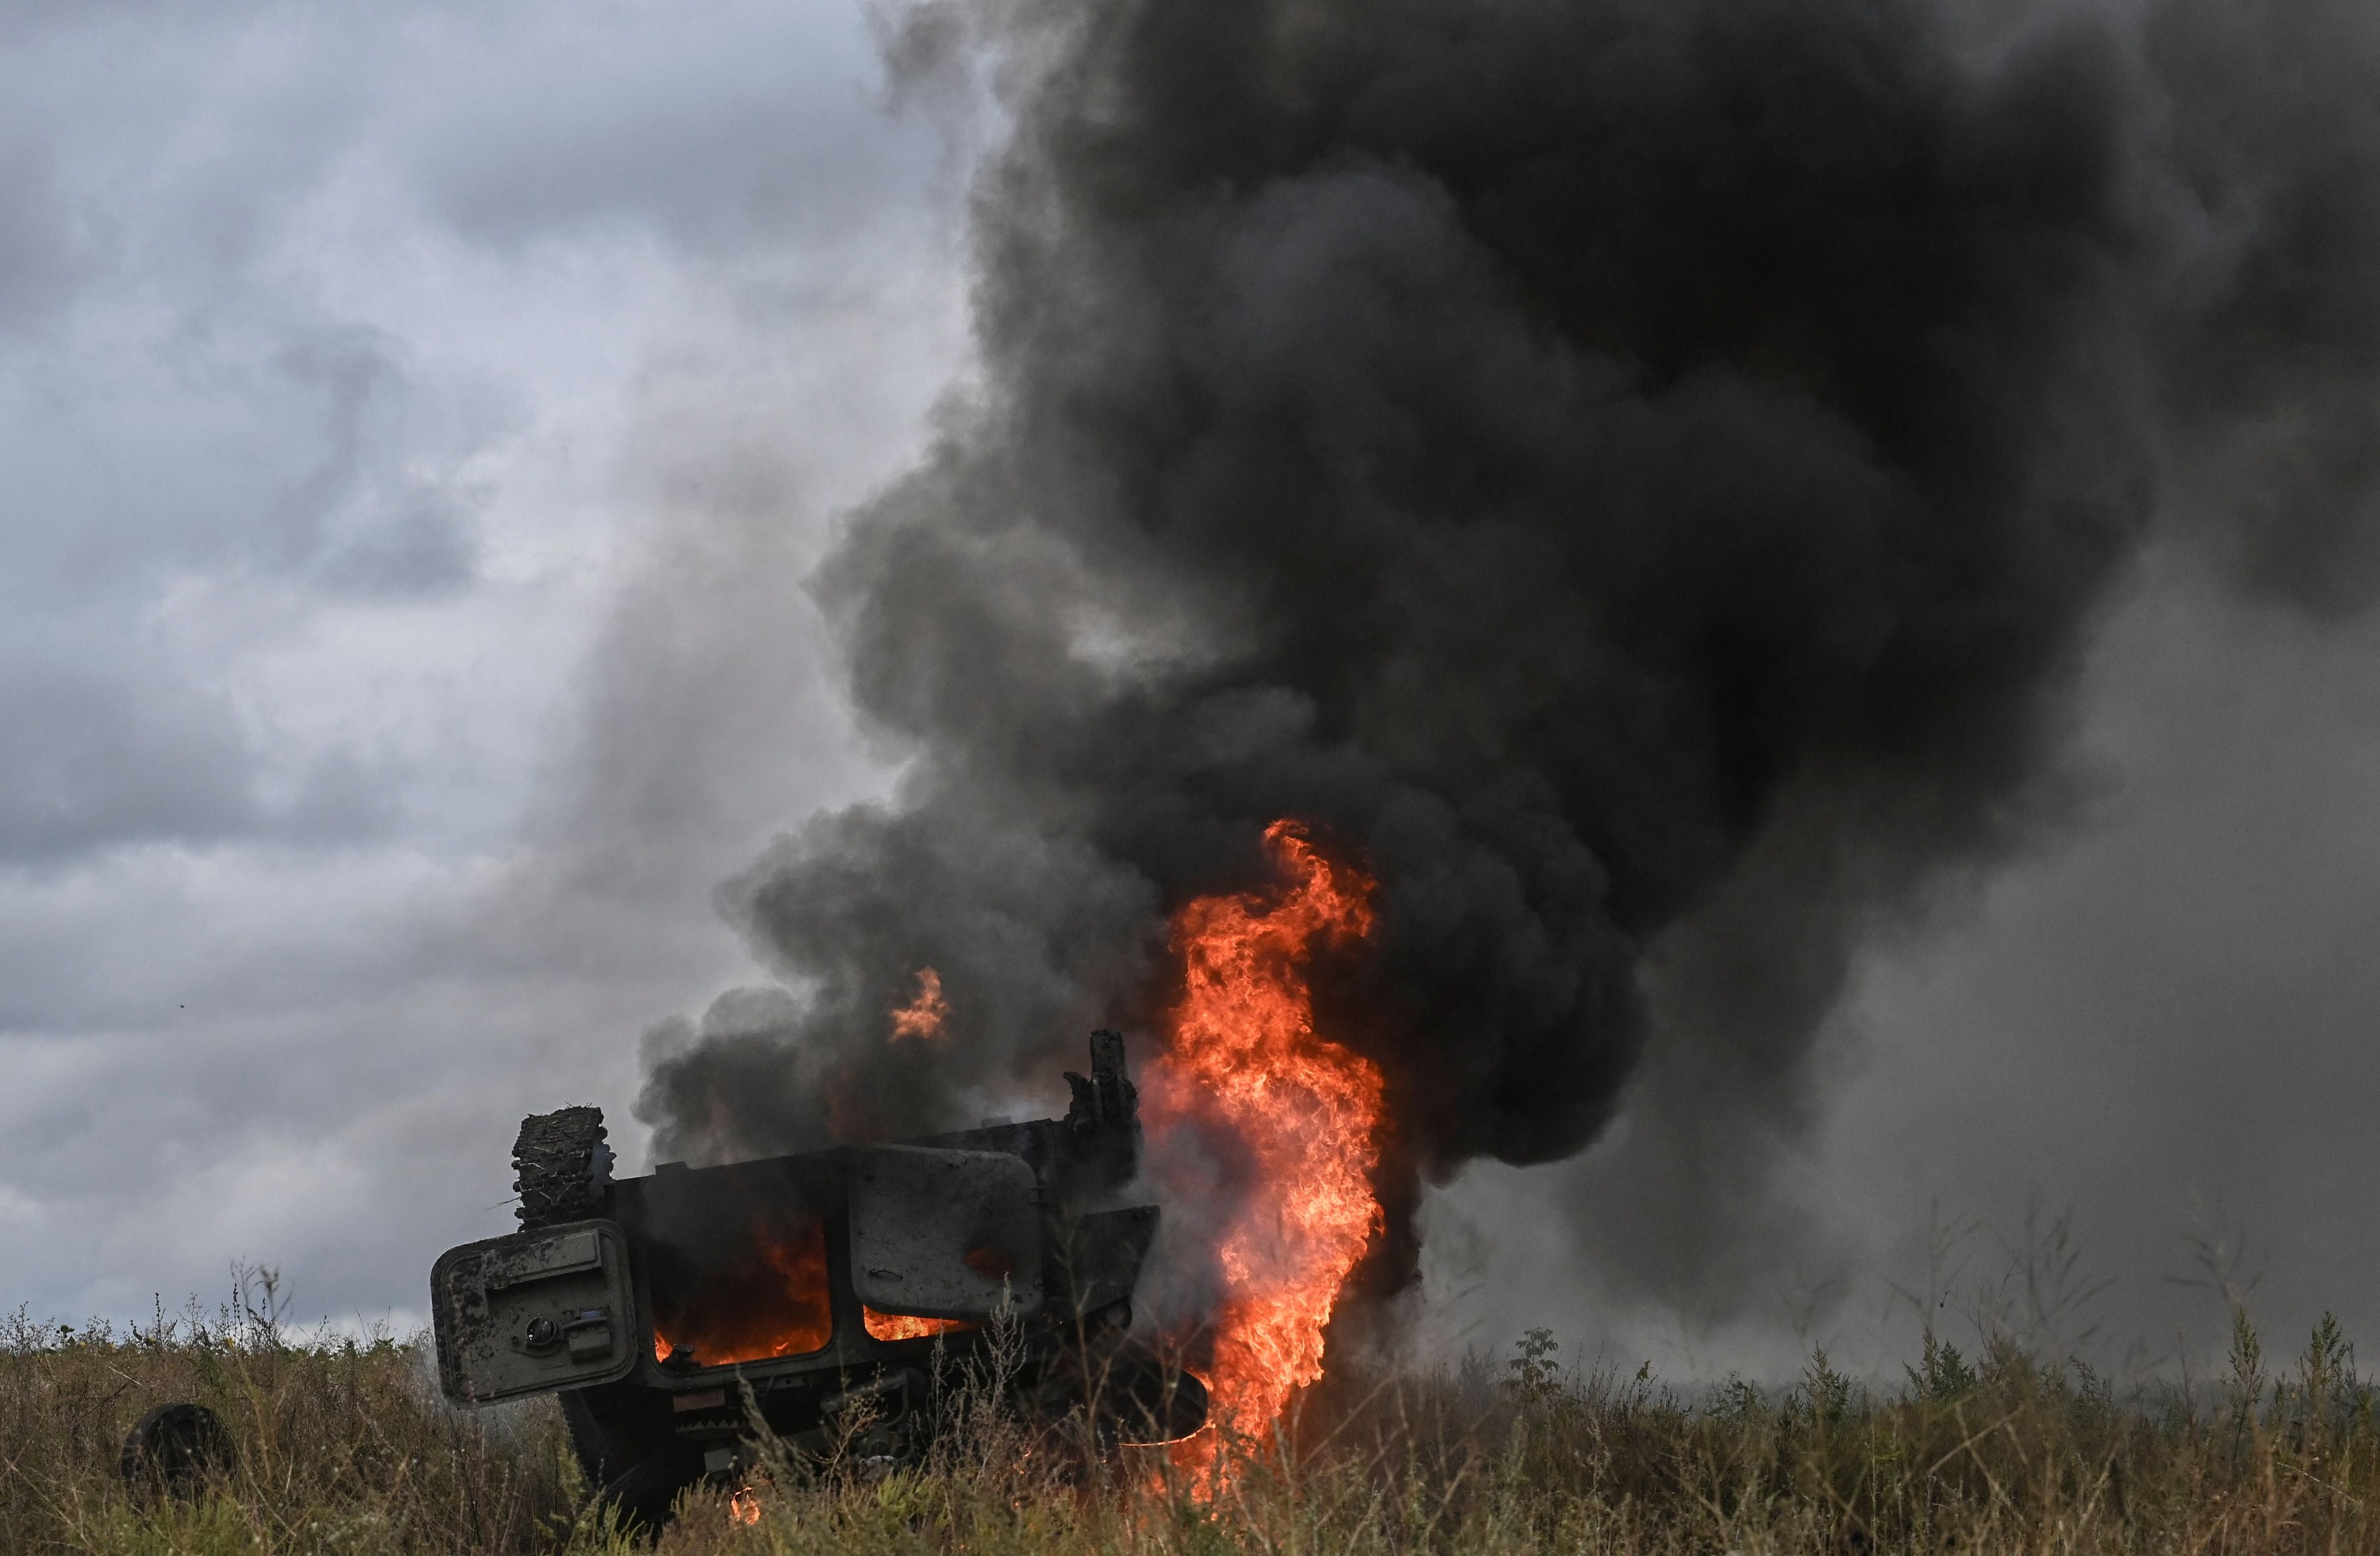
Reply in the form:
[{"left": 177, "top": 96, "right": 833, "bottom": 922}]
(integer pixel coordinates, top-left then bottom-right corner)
[
  {"left": 0, "top": 0, "right": 970, "bottom": 1331},
  {"left": 7, "top": 0, "right": 2380, "bottom": 1383}
]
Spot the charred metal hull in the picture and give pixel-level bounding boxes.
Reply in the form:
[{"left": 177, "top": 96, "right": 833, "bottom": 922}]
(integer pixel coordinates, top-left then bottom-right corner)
[{"left": 429, "top": 1031, "right": 1201, "bottom": 1526}]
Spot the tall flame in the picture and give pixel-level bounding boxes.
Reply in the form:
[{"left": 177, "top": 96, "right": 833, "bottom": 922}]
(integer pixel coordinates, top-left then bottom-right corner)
[{"left": 1145, "top": 820, "right": 1384, "bottom": 1441}]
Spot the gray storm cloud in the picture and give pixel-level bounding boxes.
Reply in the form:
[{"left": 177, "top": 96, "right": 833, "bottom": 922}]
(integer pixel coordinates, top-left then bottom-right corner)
[{"left": 635, "top": 0, "right": 2380, "bottom": 1313}]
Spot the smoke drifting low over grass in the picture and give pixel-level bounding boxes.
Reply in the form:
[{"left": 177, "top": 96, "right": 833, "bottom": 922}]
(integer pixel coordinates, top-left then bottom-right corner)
[{"left": 636, "top": 0, "right": 2380, "bottom": 1313}]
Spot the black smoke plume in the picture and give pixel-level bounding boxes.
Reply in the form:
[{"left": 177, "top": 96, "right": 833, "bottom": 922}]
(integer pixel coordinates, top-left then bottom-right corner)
[{"left": 637, "top": 0, "right": 2380, "bottom": 1309}]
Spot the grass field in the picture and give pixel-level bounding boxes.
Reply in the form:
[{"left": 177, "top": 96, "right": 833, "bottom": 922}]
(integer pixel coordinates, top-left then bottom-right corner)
[{"left": 9, "top": 1274, "right": 2380, "bottom": 1555}]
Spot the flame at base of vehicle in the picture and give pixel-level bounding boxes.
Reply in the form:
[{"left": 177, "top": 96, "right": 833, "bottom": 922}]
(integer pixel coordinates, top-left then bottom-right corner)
[{"left": 863, "top": 1309, "right": 974, "bottom": 1341}]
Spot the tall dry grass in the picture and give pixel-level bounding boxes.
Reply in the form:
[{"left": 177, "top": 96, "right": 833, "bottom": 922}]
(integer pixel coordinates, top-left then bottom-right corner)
[
  {"left": 0, "top": 1269, "right": 593, "bottom": 1554},
  {"left": 11, "top": 1269, "right": 2380, "bottom": 1554}
]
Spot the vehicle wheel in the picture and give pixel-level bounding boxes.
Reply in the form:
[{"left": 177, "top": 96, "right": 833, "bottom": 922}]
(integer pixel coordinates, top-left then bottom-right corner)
[
  {"left": 594, "top": 1445, "right": 706, "bottom": 1540},
  {"left": 121, "top": 1401, "right": 232, "bottom": 1503},
  {"left": 514, "top": 1106, "right": 611, "bottom": 1228},
  {"left": 562, "top": 1384, "right": 698, "bottom": 1538},
  {"left": 560, "top": 1382, "right": 676, "bottom": 1483},
  {"left": 1101, "top": 1356, "right": 1208, "bottom": 1447},
  {"left": 559, "top": 1389, "right": 623, "bottom": 1487},
  {"left": 1022, "top": 1340, "right": 1208, "bottom": 1449}
]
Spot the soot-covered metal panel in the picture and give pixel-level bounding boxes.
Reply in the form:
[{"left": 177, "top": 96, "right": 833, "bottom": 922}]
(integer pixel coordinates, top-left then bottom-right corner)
[
  {"left": 849, "top": 1145, "right": 1044, "bottom": 1321},
  {"left": 431, "top": 1220, "right": 639, "bottom": 1404}
]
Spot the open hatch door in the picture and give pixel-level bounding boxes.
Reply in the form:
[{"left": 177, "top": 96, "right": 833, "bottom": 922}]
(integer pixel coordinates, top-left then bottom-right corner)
[{"left": 432, "top": 1220, "right": 640, "bottom": 1404}]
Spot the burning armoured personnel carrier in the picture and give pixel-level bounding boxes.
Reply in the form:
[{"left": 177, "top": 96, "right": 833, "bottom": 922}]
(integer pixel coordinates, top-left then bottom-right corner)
[{"left": 429, "top": 1032, "right": 1205, "bottom": 1526}]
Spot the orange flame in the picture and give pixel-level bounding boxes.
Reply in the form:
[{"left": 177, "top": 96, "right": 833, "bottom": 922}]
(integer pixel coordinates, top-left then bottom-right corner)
[
  {"left": 889, "top": 967, "right": 949, "bottom": 1043},
  {"left": 863, "top": 1307, "right": 975, "bottom": 1342},
  {"left": 650, "top": 1219, "right": 834, "bottom": 1366},
  {"left": 1145, "top": 820, "right": 1384, "bottom": 1443}
]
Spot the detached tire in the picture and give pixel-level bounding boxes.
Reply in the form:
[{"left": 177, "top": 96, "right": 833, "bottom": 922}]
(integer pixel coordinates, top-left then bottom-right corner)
[
  {"left": 121, "top": 1402, "right": 231, "bottom": 1503},
  {"left": 514, "top": 1106, "right": 611, "bottom": 1228}
]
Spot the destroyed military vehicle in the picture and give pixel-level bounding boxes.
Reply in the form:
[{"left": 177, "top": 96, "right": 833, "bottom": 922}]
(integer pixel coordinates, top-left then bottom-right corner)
[{"left": 428, "top": 1031, "right": 1205, "bottom": 1528}]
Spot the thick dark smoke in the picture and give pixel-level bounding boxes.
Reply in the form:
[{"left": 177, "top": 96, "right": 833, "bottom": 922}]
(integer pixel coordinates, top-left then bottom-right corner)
[{"left": 637, "top": 0, "right": 2380, "bottom": 1309}]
